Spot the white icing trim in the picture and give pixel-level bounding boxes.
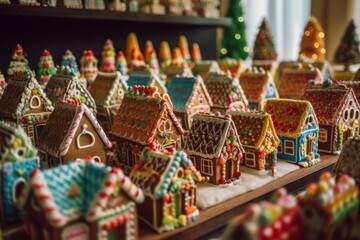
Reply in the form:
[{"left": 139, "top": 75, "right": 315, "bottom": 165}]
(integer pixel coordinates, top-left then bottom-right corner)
[
  {"left": 30, "top": 95, "right": 41, "bottom": 109},
  {"left": 76, "top": 124, "right": 96, "bottom": 150}
]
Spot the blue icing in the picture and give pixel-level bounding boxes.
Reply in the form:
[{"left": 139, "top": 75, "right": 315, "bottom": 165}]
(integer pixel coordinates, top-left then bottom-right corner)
[
  {"left": 2, "top": 159, "right": 39, "bottom": 219},
  {"left": 43, "top": 163, "right": 85, "bottom": 217},
  {"left": 167, "top": 77, "right": 196, "bottom": 111},
  {"left": 83, "top": 163, "right": 109, "bottom": 213},
  {"left": 127, "top": 75, "right": 151, "bottom": 87}
]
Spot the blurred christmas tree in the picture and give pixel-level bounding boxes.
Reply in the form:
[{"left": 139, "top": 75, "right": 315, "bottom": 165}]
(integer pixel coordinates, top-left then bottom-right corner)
[
  {"left": 100, "top": 39, "right": 116, "bottom": 73},
  {"left": 299, "top": 16, "right": 326, "bottom": 62},
  {"left": 37, "top": 49, "right": 57, "bottom": 87},
  {"left": 334, "top": 20, "right": 360, "bottom": 68},
  {"left": 253, "top": 18, "right": 277, "bottom": 61},
  {"left": 221, "top": 0, "right": 249, "bottom": 60}
]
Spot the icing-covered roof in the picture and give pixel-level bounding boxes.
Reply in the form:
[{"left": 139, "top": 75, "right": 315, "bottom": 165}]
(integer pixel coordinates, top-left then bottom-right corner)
[
  {"left": 18, "top": 161, "right": 144, "bottom": 227},
  {"left": 0, "top": 71, "right": 54, "bottom": 119},
  {"left": 89, "top": 71, "right": 128, "bottom": 106},
  {"left": 130, "top": 150, "right": 195, "bottom": 198},
  {"left": 279, "top": 67, "right": 323, "bottom": 99},
  {"left": 205, "top": 72, "right": 248, "bottom": 108},
  {"left": 36, "top": 102, "right": 112, "bottom": 157},
  {"left": 230, "top": 111, "right": 280, "bottom": 149},
  {"left": 183, "top": 113, "right": 244, "bottom": 158},
  {"left": 167, "top": 76, "right": 213, "bottom": 112},
  {"left": 127, "top": 72, "right": 167, "bottom": 93},
  {"left": 343, "top": 80, "right": 360, "bottom": 104},
  {"left": 239, "top": 70, "right": 276, "bottom": 102},
  {"left": 111, "top": 87, "right": 184, "bottom": 145},
  {"left": 45, "top": 74, "right": 97, "bottom": 114},
  {"left": 301, "top": 82, "right": 360, "bottom": 126},
  {"left": 264, "top": 99, "right": 318, "bottom": 138}
]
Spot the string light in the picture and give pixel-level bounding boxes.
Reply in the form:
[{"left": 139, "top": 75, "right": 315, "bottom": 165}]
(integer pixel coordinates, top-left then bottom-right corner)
[
  {"left": 235, "top": 34, "right": 241, "bottom": 40},
  {"left": 238, "top": 16, "right": 244, "bottom": 22},
  {"left": 314, "top": 42, "right": 320, "bottom": 48},
  {"left": 243, "top": 46, "right": 249, "bottom": 52},
  {"left": 221, "top": 48, "right": 227, "bottom": 55},
  {"left": 320, "top": 48, "right": 326, "bottom": 54},
  {"left": 305, "top": 31, "right": 310, "bottom": 36},
  {"left": 319, "top": 32, "right": 325, "bottom": 38},
  {"left": 312, "top": 53, "right": 317, "bottom": 59}
]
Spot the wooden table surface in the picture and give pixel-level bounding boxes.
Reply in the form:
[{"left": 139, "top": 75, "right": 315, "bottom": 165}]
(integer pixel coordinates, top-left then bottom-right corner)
[
  {"left": 139, "top": 154, "right": 338, "bottom": 240},
  {"left": 2, "top": 155, "right": 338, "bottom": 240}
]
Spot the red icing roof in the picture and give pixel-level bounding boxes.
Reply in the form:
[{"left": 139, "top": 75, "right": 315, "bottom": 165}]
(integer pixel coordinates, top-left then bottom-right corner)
[
  {"left": 301, "top": 85, "right": 359, "bottom": 126},
  {"left": 264, "top": 99, "right": 315, "bottom": 138}
]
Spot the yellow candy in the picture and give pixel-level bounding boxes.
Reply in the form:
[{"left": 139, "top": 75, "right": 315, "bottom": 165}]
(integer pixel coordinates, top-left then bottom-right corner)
[
  {"left": 32, "top": 88, "right": 38, "bottom": 95},
  {"left": 306, "top": 183, "right": 318, "bottom": 195},
  {"left": 270, "top": 205, "right": 282, "bottom": 220},
  {"left": 318, "top": 181, "right": 329, "bottom": 193}
]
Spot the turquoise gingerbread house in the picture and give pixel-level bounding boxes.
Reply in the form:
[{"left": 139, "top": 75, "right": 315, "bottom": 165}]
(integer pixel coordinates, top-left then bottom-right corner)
[
  {"left": 264, "top": 99, "right": 320, "bottom": 167},
  {"left": 0, "top": 121, "right": 39, "bottom": 221}
]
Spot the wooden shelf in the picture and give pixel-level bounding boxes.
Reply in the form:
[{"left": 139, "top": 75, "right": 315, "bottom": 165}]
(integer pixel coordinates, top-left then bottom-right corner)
[
  {"left": 0, "top": 5, "right": 231, "bottom": 27},
  {"left": 2, "top": 155, "right": 338, "bottom": 240},
  {"left": 139, "top": 155, "right": 338, "bottom": 240}
]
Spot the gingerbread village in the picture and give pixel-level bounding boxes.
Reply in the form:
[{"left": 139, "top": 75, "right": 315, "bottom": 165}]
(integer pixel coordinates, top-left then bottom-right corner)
[{"left": 0, "top": 24, "right": 360, "bottom": 240}]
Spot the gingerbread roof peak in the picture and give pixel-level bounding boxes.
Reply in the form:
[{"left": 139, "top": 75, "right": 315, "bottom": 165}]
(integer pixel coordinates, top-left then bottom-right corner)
[
  {"left": 18, "top": 161, "right": 144, "bottom": 227},
  {"left": 264, "top": 99, "right": 317, "bottom": 138},
  {"left": 240, "top": 69, "right": 275, "bottom": 102},
  {"left": 167, "top": 76, "right": 213, "bottom": 112},
  {"left": 130, "top": 149, "right": 196, "bottom": 198},
  {"left": 111, "top": 88, "right": 184, "bottom": 145},
  {"left": 301, "top": 81, "right": 358, "bottom": 126},
  {"left": 36, "top": 103, "right": 111, "bottom": 157},
  {"left": 0, "top": 71, "right": 54, "bottom": 119},
  {"left": 183, "top": 113, "right": 244, "bottom": 159},
  {"left": 205, "top": 72, "right": 248, "bottom": 108},
  {"left": 229, "top": 111, "right": 280, "bottom": 149}
]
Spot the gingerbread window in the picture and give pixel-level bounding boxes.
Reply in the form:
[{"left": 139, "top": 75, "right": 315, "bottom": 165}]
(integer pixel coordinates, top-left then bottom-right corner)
[
  {"left": 319, "top": 128, "right": 328, "bottom": 143},
  {"left": 284, "top": 140, "right": 294, "bottom": 155},
  {"left": 201, "top": 158, "right": 213, "bottom": 176},
  {"left": 245, "top": 152, "right": 256, "bottom": 167},
  {"left": 12, "top": 178, "right": 26, "bottom": 203},
  {"left": 30, "top": 95, "right": 41, "bottom": 109}
]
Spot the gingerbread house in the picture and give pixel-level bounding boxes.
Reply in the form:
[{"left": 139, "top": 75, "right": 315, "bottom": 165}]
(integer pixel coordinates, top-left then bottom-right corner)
[
  {"left": 0, "top": 70, "right": 54, "bottom": 144},
  {"left": 111, "top": 86, "right": 184, "bottom": 173},
  {"left": 130, "top": 148, "right": 203, "bottom": 233},
  {"left": 301, "top": 80, "right": 360, "bottom": 154},
  {"left": 192, "top": 60, "right": 220, "bottom": 79},
  {"left": 0, "top": 71, "right": 7, "bottom": 99},
  {"left": 264, "top": 99, "right": 320, "bottom": 167},
  {"left": 297, "top": 172, "right": 359, "bottom": 240},
  {"left": 229, "top": 111, "right": 280, "bottom": 176},
  {"left": 36, "top": 101, "right": 112, "bottom": 168},
  {"left": 334, "top": 136, "right": 360, "bottom": 186},
  {"left": 183, "top": 113, "right": 244, "bottom": 185},
  {"left": 218, "top": 58, "right": 244, "bottom": 79},
  {"left": 278, "top": 65, "right": 323, "bottom": 99},
  {"left": 17, "top": 160, "right": 144, "bottom": 240},
  {"left": 221, "top": 189, "right": 305, "bottom": 240},
  {"left": 204, "top": 72, "right": 248, "bottom": 114},
  {"left": 89, "top": 72, "right": 128, "bottom": 134},
  {"left": 46, "top": 70, "right": 97, "bottom": 114},
  {"left": 167, "top": 76, "right": 213, "bottom": 130},
  {"left": 127, "top": 68, "right": 167, "bottom": 94},
  {"left": 239, "top": 68, "right": 278, "bottom": 111},
  {"left": 0, "top": 122, "right": 39, "bottom": 221}
]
